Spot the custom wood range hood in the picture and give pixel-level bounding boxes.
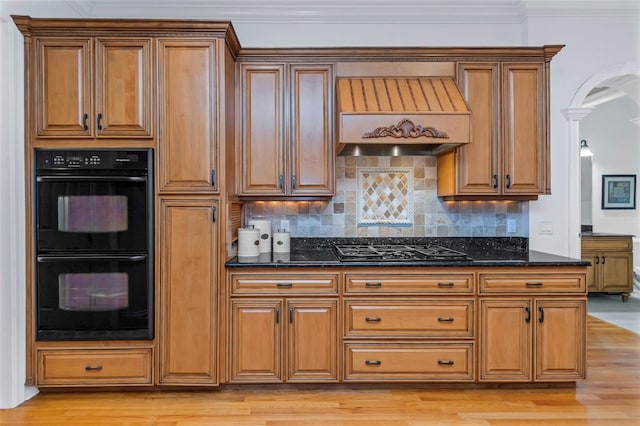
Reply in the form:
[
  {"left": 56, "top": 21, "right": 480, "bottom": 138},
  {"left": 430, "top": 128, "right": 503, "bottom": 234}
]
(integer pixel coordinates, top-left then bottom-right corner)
[{"left": 336, "top": 76, "right": 471, "bottom": 156}]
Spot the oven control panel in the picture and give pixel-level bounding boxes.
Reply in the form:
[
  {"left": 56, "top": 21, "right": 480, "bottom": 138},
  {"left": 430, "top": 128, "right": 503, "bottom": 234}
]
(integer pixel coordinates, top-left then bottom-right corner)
[{"left": 35, "top": 149, "right": 149, "bottom": 171}]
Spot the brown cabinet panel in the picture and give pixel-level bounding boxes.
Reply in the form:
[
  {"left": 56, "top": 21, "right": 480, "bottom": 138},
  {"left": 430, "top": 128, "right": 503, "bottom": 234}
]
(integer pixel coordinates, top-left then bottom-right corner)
[
  {"left": 158, "top": 39, "right": 217, "bottom": 192},
  {"left": 581, "top": 235, "right": 633, "bottom": 298},
  {"left": 290, "top": 64, "right": 334, "bottom": 195},
  {"left": 96, "top": 38, "right": 153, "bottom": 137},
  {"left": 35, "top": 38, "right": 92, "bottom": 137},
  {"left": 230, "top": 300, "right": 283, "bottom": 383},
  {"left": 345, "top": 273, "right": 474, "bottom": 294},
  {"left": 455, "top": 63, "right": 500, "bottom": 194},
  {"left": 287, "top": 299, "right": 338, "bottom": 382},
  {"left": 535, "top": 299, "right": 586, "bottom": 381},
  {"left": 231, "top": 273, "right": 338, "bottom": 295},
  {"left": 344, "top": 343, "right": 474, "bottom": 382},
  {"left": 479, "top": 273, "right": 585, "bottom": 294},
  {"left": 159, "top": 198, "right": 218, "bottom": 384},
  {"left": 502, "top": 63, "right": 544, "bottom": 194},
  {"left": 344, "top": 300, "right": 474, "bottom": 338},
  {"left": 37, "top": 349, "right": 152, "bottom": 386},
  {"left": 479, "top": 299, "right": 531, "bottom": 381},
  {"left": 239, "top": 64, "right": 285, "bottom": 194}
]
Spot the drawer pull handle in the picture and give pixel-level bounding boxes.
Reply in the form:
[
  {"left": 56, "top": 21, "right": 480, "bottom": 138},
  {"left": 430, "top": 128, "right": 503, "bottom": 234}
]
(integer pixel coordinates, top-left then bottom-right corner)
[
  {"left": 438, "top": 360, "right": 454, "bottom": 366},
  {"left": 85, "top": 365, "right": 103, "bottom": 372},
  {"left": 365, "top": 282, "right": 382, "bottom": 287},
  {"left": 365, "top": 360, "right": 382, "bottom": 366},
  {"left": 437, "top": 282, "right": 454, "bottom": 287},
  {"left": 365, "top": 317, "right": 382, "bottom": 323},
  {"left": 277, "top": 282, "right": 293, "bottom": 287},
  {"left": 526, "top": 282, "right": 543, "bottom": 287},
  {"left": 438, "top": 317, "right": 454, "bottom": 322}
]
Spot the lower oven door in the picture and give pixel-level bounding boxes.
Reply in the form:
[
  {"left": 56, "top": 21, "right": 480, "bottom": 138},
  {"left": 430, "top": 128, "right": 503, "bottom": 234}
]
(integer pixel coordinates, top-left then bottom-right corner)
[{"left": 36, "top": 254, "right": 153, "bottom": 341}]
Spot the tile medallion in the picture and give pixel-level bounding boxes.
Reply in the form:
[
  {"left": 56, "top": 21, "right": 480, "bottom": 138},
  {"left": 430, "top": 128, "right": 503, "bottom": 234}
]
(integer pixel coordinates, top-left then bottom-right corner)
[{"left": 357, "top": 167, "right": 414, "bottom": 226}]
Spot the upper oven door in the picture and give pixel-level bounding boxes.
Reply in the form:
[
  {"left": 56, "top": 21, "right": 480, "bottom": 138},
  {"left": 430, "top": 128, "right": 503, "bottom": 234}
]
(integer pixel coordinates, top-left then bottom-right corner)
[{"left": 36, "top": 172, "right": 150, "bottom": 252}]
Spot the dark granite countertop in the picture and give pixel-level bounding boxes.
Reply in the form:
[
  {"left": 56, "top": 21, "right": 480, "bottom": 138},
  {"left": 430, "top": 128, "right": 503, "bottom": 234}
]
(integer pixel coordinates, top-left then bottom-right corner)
[{"left": 225, "top": 237, "right": 590, "bottom": 268}]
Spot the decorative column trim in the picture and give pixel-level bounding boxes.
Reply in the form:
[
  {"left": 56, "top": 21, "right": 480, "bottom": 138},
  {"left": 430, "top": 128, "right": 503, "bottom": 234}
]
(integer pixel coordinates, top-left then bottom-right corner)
[{"left": 561, "top": 107, "right": 594, "bottom": 122}]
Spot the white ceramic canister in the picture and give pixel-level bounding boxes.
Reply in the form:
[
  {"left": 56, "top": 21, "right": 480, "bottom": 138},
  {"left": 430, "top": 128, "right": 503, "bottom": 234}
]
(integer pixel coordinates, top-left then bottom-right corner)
[
  {"left": 272, "top": 228, "right": 290, "bottom": 253},
  {"left": 247, "top": 218, "right": 272, "bottom": 253},
  {"left": 237, "top": 227, "right": 260, "bottom": 257}
]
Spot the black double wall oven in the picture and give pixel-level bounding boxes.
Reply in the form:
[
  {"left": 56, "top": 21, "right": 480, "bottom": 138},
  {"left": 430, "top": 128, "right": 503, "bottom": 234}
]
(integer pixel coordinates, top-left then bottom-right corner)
[{"left": 35, "top": 149, "right": 153, "bottom": 341}]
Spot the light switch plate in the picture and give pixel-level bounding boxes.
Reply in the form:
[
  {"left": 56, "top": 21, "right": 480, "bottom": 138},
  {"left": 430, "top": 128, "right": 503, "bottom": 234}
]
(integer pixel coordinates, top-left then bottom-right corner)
[
  {"left": 507, "top": 219, "right": 516, "bottom": 233},
  {"left": 279, "top": 219, "right": 290, "bottom": 233},
  {"left": 539, "top": 221, "right": 553, "bottom": 235}
]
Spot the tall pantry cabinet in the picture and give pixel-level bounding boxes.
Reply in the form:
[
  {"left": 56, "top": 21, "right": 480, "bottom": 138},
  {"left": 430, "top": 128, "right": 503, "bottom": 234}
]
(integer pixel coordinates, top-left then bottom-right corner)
[{"left": 157, "top": 32, "right": 240, "bottom": 385}]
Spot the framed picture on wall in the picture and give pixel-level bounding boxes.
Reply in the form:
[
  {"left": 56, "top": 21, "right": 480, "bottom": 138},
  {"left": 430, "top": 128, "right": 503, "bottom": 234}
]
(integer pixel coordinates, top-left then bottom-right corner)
[{"left": 601, "top": 174, "right": 636, "bottom": 209}]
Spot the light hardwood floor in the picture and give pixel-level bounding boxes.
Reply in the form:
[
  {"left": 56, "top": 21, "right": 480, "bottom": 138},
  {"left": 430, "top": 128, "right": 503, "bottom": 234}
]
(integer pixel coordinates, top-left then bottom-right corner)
[{"left": 2, "top": 316, "right": 639, "bottom": 425}]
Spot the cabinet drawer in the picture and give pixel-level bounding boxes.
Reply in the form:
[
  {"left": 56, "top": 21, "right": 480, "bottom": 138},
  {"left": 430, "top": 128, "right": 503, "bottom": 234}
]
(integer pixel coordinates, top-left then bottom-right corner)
[
  {"left": 37, "top": 349, "right": 152, "bottom": 386},
  {"left": 480, "top": 274, "right": 585, "bottom": 293},
  {"left": 581, "top": 236, "right": 632, "bottom": 251},
  {"left": 345, "top": 300, "right": 474, "bottom": 337},
  {"left": 344, "top": 343, "right": 474, "bottom": 381},
  {"left": 345, "top": 274, "right": 474, "bottom": 294},
  {"left": 231, "top": 274, "right": 338, "bottom": 295}
]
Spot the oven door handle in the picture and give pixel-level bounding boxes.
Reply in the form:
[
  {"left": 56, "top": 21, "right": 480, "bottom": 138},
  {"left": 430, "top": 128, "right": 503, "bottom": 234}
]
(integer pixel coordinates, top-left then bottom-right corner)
[
  {"left": 37, "top": 254, "right": 147, "bottom": 262},
  {"left": 36, "top": 176, "right": 146, "bottom": 183}
]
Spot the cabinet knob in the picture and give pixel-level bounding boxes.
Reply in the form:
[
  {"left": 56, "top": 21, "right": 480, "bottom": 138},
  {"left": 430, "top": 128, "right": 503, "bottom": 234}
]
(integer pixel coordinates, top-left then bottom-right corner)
[
  {"left": 365, "top": 317, "right": 382, "bottom": 323},
  {"left": 525, "top": 306, "right": 531, "bottom": 323},
  {"left": 365, "top": 282, "right": 382, "bottom": 287},
  {"left": 97, "top": 112, "right": 103, "bottom": 130},
  {"left": 538, "top": 306, "right": 545, "bottom": 323},
  {"left": 437, "top": 282, "right": 454, "bottom": 287},
  {"left": 82, "top": 113, "right": 89, "bottom": 130},
  {"left": 365, "top": 360, "right": 381, "bottom": 366},
  {"left": 278, "top": 175, "right": 284, "bottom": 189},
  {"left": 292, "top": 175, "right": 297, "bottom": 189},
  {"left": 506, "top": 174, "right": 512, "bottom": 189},
  {"left": 493, "top": 174, "right": 498, "bottom": 189},
  {"left": 438, "top": 360, "right": 454, "bottom": 366},
  {"left": 85, "top": 365, "right": 103, "bottom": 372},
  {"left": 437, "top": 317, "right": 454, "bottom": 322}
]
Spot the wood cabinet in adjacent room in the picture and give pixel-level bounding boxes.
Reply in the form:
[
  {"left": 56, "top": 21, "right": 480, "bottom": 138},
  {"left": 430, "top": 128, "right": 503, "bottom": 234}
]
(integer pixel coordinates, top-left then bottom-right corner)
[
  {"left": 228, "top": 272, "right": 339, "bottom": 383},
  {"left": 237, "top": 62, "right": 334, "bottom": 197},
  {"left": 437, "top": 48, "right": 563, "bottom": 199},
  {"left": 158, "top": 198, "right": 219, "bottom": 385},
  {"left": 34, "top": 37, "right": 154, "bottom": 139},
  {"left": 581, "top": 234, "right": 633, "bottom": 301},
  {"left": 478, "top": 270, "right": 587, "bottom": 382}
]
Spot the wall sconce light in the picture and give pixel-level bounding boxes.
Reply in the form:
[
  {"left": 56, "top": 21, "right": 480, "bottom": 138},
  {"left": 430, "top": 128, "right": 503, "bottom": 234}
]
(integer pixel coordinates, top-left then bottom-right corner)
[{"left": 580, "top": 139, "right": 594, "bottom": 157}]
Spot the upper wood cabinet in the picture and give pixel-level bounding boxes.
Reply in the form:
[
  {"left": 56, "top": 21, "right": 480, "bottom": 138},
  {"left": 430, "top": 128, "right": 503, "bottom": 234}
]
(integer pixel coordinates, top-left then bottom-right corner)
[
  {"left": 34, "top": 37, "right": 153, "bottom": 139},
  {"left": 437, "top": 61, "right": 546, "bottom": 199},
  {"left": 158, "top": 39, "right": 218, "bottom": 193},
  {"left": 238, "top": 62, "right": 334, "bottom": 197}
]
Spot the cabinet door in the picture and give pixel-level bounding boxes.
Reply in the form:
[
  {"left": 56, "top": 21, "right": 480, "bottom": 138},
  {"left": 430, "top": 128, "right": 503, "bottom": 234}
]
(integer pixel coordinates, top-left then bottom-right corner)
[
  {"left": 239, "top": 64, "right": 285, "bottom": 195},
  {"left": 479, "top": 299, "right": 531, "bottom": 381},
  {"left": 158, "top": 39, "right": 217, "bottom": 192},
  {"left": 96, "top": 38, "right": 153, "bottom": 137},
  {"left": 535, "top": 299, "right": 586, "bottom": 381},
  {"left": 502, "top": 63, "right": 544, "bottom": 194},
  {"left": 230, "top": 299, "right": 283, "bottom": 382},
  {"left": 159, "top": 198, "right": 218, "bottom": 385},
  {"left": 289, "top": 64, "right": 335, "bottom": 196},
  {"left": 581, "top": 250, "right": 599, "bottom": 292},
  {"left": 287, "top": 299, "right": 338, "bottom": 382},
  {"left": 600, "top": 251, "right": 633, "bottom": 293},
  {"left": 455, "top": 63, "right": 500, "bottom": 194},
  {"left": 35, "top": 38, "right": 92, "bottom": 137}
]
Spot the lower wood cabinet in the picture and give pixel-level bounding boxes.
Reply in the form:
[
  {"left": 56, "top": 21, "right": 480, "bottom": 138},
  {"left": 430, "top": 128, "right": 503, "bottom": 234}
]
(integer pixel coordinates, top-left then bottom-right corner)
[
  {"left": 479, "top": 298, "right": 586, "bottom": 382},
  {"left": 37, "top": 348, "right": 152, "bottom": 387},
  {"left": 344, "top": 343, "right": 474, "bottom": 382},
  {"left": 230, "top": 298, "right": 338, "bottom": 383},
  {"left": 581, "top": 235, "right": 633, "bottom": 301},
  {"left": 158, "top": 198, "right": 219, "bottom": 385}
]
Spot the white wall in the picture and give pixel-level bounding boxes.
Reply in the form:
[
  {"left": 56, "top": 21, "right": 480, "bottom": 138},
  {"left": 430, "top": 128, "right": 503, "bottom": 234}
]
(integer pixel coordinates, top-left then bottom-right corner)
[
  {"left": 581, "top": 96, "right": 640, "bottom": 236},
  {"left": 1, "top": 0, "right": 638, "bottom": 408}
]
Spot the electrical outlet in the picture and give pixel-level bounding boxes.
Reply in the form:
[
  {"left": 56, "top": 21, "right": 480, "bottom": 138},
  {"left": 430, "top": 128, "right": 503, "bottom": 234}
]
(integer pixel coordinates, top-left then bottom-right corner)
[
  {"left": 540, "top": 221, "right": 553, "bottom": 235},
  {"left": 507, "top": 219, "right": 516, "bottom": 233},
  {"left": 279, "top": 219, "right": 290, "bottom": 233}
]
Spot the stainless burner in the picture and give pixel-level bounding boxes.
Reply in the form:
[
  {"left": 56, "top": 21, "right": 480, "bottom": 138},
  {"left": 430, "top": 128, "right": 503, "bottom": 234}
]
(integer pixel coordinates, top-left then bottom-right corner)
[{"left": 333, "top": 244, "right": 472, "bottom": 262}]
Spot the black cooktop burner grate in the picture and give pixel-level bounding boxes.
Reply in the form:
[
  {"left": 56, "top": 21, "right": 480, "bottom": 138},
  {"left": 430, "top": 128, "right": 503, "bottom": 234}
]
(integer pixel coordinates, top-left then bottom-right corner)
[{"left": 333, "top": 244, "right": 472, "bottom": 262}]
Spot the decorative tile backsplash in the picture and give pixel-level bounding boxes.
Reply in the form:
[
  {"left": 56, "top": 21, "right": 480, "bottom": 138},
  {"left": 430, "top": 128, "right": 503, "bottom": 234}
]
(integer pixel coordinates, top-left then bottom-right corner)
[
  {"left": 245, "top": 156, "right": 529, "bottom": 238},
  {"left": 357, "top": 168, "right": 414, "bottom": 226}
]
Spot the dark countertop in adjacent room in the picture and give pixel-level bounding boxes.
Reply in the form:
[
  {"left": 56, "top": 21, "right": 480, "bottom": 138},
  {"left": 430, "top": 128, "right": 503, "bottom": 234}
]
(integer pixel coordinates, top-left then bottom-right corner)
[{"left": 225, "top": 237, "right": 590, "bottom": 268}]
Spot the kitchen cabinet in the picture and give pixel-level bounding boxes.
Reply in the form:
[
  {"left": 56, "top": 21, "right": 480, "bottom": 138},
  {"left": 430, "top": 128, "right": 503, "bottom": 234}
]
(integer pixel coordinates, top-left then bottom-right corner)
[
  {"left": 342, "top": 272, "right": 476, "bottom": 382},
  {"left": 581, "top": 235, "right": 633, "bottom": 301},
  {"left": 238, "top": 63, "right": 334, "bottom": 197},
  {"left": 36, "top": 348, "right": 152, "bottom": 387},
  {"left": 158, "top": 198, "right": 219, "bottom": 385},
  {"left": 478, "top": 271, "right": 586, "bottom": 382},
  {"left": 158, "top": 39, "right": 218, "bottom": 193},
  {"left": 437, "top": 60, "right": 551, "bottom": 199},
  {"left": 228, "top": 272, "right": 339, "bottom": 383},
  {"left": 34, "top": 37, "right": 153, "bottom": 138}
]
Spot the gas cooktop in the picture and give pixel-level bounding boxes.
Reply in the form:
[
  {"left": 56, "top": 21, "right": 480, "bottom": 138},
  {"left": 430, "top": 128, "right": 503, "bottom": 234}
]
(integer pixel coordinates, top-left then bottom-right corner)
[{"left": 333, "top": 244, "right": 472, "bottom": 262}]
